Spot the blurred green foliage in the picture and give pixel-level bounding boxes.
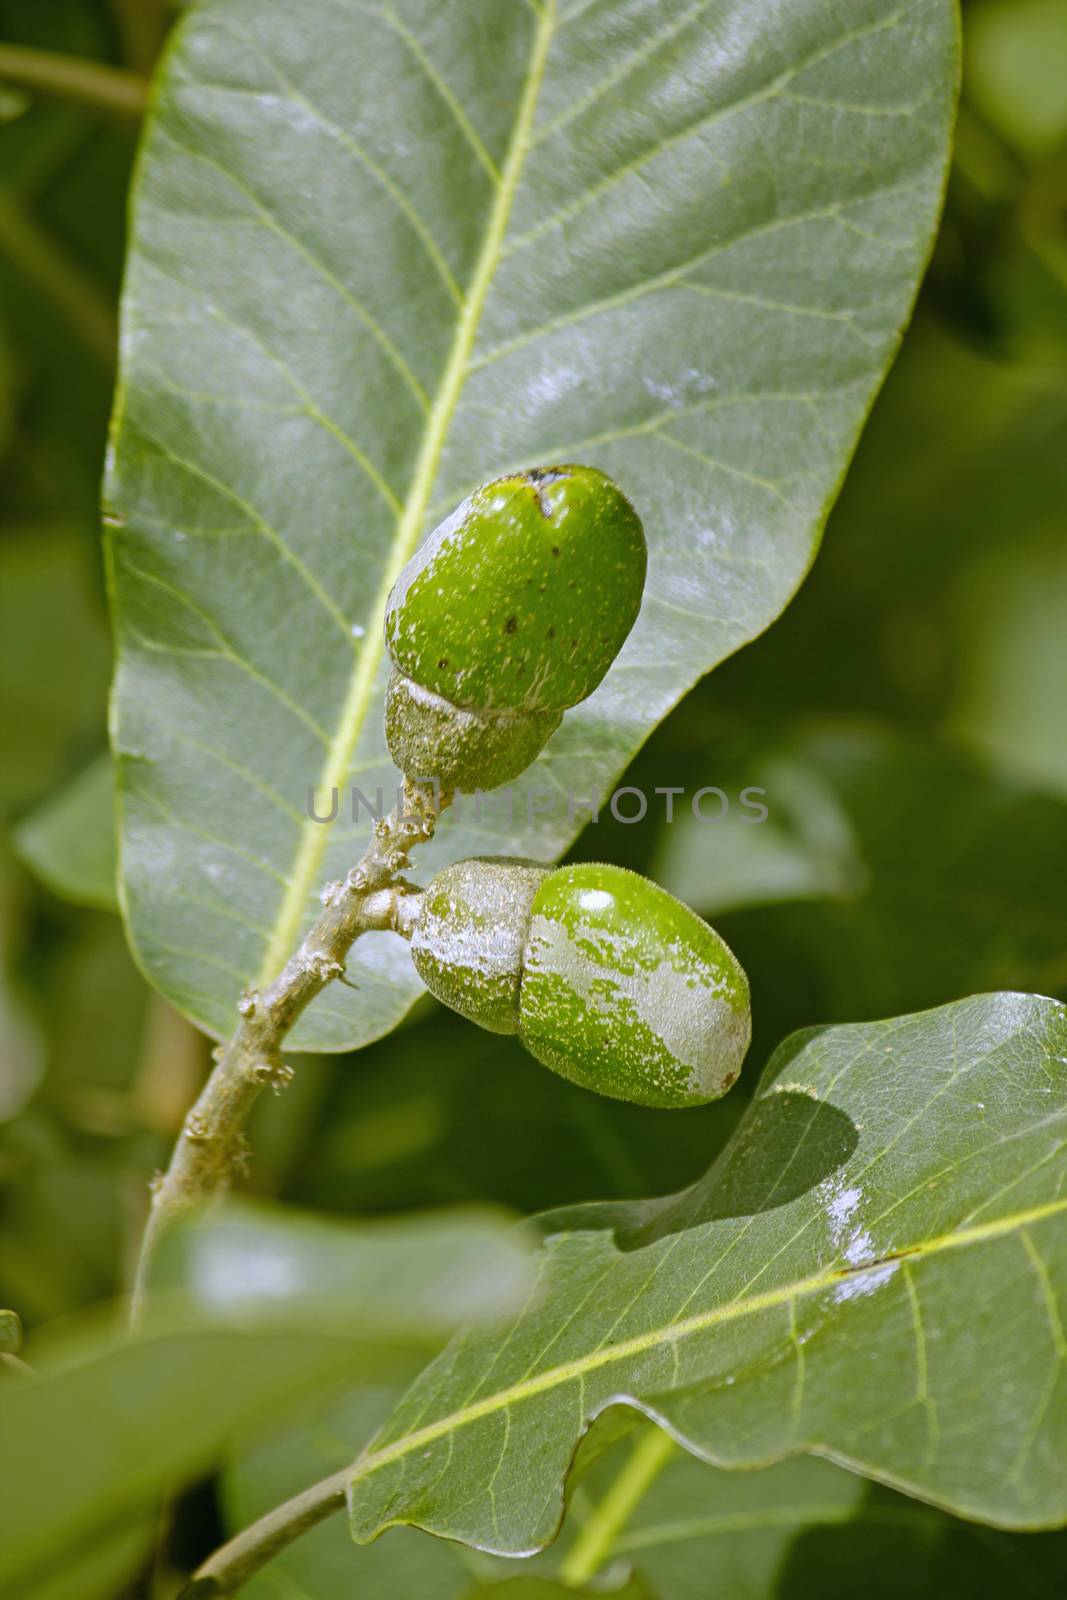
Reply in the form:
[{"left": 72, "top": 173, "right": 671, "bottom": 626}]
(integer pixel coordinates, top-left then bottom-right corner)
[
  {"left": 0, "top": 1200, "right": 531, "bottom": 1599},
  {"left": 1, "top": 0, "right": 1065, "bottom": 1593}
]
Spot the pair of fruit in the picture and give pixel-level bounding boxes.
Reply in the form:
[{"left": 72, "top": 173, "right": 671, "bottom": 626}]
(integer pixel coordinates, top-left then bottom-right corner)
[{"left": 382, "top": 465, "right": 750, "bottom": 1108}]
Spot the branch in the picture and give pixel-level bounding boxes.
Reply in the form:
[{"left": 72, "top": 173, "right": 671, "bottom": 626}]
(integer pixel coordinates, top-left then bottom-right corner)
[
  {"left": 182, "top": 1423, "right": 678, "bottom": 1595},
  {"left": 0, "top": 43, "right": 148, "bottom": 120},
  {"left": 180, "top": 1468, "right": 349, "bottom": 1597},
  {"left": 131, "top": 780, "right": 444, "bottom": 1321}
]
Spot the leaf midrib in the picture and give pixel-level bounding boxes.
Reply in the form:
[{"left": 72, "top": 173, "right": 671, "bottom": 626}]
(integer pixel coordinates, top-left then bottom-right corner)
[
  {"left": 255, "top": 0, "right": 559, "bottom": 986},
  {"left": 349, "top": 1194, "right": 1067, "bottom": 1489}
]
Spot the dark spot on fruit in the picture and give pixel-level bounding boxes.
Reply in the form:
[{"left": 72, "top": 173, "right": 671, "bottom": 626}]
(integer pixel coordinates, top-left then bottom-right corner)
[
  {"left": 504, "top": 616, "right": 517, "bottom": 634},
  {"left": 571, "top": 638, "right": 579, "bottom": 649},
  {"left": 547, "top": 626, "right": 555, "bottom": 639},
  {"left": 538, "top": 584, "right": 547, "bottom": 594},
  {"left": 525, "top": 466, "right": 569, "bottom": 517},
  {"left": 437, "top": 657, "right": 449, "bottom": 669},
  {"left": 551, "top": 546, "right": 560, "bottom": 556},
  {"left": 568, "top": 579, "right": 576, "bottom": 588}
]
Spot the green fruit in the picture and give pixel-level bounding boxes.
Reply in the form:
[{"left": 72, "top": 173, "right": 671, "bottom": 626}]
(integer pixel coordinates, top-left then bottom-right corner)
[
  {"left": 409, "top": 856, "right": 549, "bottom": 1034},
  {"left": 521, "top": 863, "right": 750, "bottom": 1108},
  {"left": 384, "top": 465, "right": 646, "bottom": 791},
  {"left": 409, "top": 859, "right": 750, "bottom": 1108},
  {"left": 384, "top": 672, "right": 562, "bottom": 795}
]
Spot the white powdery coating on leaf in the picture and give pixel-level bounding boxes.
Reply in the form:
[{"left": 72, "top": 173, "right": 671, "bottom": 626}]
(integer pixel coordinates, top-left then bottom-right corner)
[
  {"left": 831, "top": 1260, "right": 900, "bottom": 1304},
  {"left": 817, "top": 1175, "right": 879, "bottom": 1267}
]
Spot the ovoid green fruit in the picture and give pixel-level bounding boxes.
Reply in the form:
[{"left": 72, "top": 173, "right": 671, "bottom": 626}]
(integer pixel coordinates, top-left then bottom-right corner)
[
  {"left": 410, "top": 858, "right": 750, "bottom": 1108},
  {"left": 384, "top": 465, "right": 646, "bottom": 791}
]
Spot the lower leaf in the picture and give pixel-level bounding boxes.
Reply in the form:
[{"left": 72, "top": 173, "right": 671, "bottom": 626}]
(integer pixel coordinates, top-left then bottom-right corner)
[{"left": 347, "top": 993, "right": 1067, "bottom": 1551}]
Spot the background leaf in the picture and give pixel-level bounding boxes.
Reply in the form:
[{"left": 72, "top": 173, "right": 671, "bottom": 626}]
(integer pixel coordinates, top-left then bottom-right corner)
[
  {"left": 154, "top": 1198, "right": 532, "bottom": 1333},
  {"left": 106, "top": 0, "right": 959, "bottom": 1048},
  {"left": 653, "top": 719, "right": 1067, "bottom": 1014},
  {"left": 561, "top": 1421, "right": 1067, "bottom": 1598},
  {"left": 0, "top": 1200, "right": 529, "bottom": 1599},
  {"left": 10, "top": 753, "right": 117, "bottom": 911},
  {"left": 691, "top": 317, "right": 1067, "bottom": 793},
  {"left": 347, "top": 993, "right": 1067, "bottom": 1551}
]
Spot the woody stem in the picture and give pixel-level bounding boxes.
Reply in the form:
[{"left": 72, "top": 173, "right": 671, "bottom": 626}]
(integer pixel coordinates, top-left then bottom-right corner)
[{"left": 130, "top": 779, "right": 448, "bottom": 1323}]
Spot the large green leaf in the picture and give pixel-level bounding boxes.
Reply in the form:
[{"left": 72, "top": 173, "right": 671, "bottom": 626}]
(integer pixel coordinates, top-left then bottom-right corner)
[
  {"left": 226, "top": 1387, "right": 1067, "bottom": 1599},
  {"left": 0, "top": 1202, "right": 529, "bottom": 1598},
  {"left": 347, "top": 993, "right": 1067, "bottom": 1552},
  {"left": 560, "top": 1423, "right": 1067, "bottom": 1598},
  {"left": 106, "top": 0, "right": 958, "bottom": 1048}
]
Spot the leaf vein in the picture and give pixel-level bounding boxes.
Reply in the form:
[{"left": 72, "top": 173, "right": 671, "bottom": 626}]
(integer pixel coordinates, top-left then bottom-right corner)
[
  {"left": 351, "top": 1197, "right": 1067, "bottom": 1488},
  {"left": 253, "top": 0, "right": 559, "bottom": 988},
  {"left": 213, "top": 19, "right": 465, "bottom": 306},
  {"left": 128, "top": 424, "right": 354, "bottom": 640},
  {"left": 518, "top": 1, "right": 921, "bottom": 245},
  {"left": 153, "top": 126, "right": 430, "bottom": 411}
]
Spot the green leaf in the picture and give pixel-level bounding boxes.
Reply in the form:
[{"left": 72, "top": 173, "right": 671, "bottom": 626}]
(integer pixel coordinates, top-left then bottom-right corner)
[
  {"left": 106, "top": 0, "right": 959, "bottom": 1048},
  {"left": 0, "top": 1202, "right": 529, "bottom": 1598},
  {"left": 563, "top": 1422, "right": 1067, "bottom": 1599},
  {"left": 152, "top": 1199, "right": 533, "bottom": 1334},
  {"left": 226, "top": 1389, "right": 1067, "bottom": 1598},
  {"left": 226, "top": 1386, "right": 491, "bottom": 1600},
  {"left": 653, "top": 720, "right": 1067, "bottom": 1014},
  {"left": 563, "top": 1424, "right": 1067, "bottom": 1599},
  {"left": 10, "top": 753, "right": 118, "bottom": 910},
  {"left": 347, "top": 993, "right": 1067, "bottom": 1552},
  {"left": 225, "top": 1383, "right": 657, "bottom": 1598}
]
